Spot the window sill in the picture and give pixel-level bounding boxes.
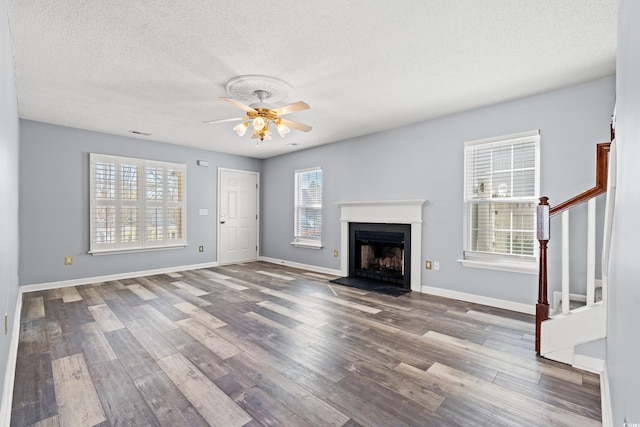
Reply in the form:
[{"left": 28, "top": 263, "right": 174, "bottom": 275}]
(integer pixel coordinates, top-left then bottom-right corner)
[
  {"left": 290, "top": 241, "right": 323, "bottom": 250},
  {"left": 457, "top": 258, "right": 537, "bottom": 275},
  {"left": 89, "top": 244, "right": 187, "bottom": 255}
]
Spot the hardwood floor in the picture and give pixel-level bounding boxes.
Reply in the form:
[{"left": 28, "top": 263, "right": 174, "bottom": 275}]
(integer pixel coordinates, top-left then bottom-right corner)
[{"left": 11, "top": 262, "right": 601, "bottom": 426}]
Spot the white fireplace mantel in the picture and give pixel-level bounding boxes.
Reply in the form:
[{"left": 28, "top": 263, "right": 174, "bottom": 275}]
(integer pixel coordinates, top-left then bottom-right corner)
[{"left": 337, "top": 200, "right": 426, "bottom": 292}]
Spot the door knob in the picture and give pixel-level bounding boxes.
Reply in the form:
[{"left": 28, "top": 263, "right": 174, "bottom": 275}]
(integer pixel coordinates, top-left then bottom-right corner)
[{"left": 220, "top": 221, "right": 226, "bottom": 224}]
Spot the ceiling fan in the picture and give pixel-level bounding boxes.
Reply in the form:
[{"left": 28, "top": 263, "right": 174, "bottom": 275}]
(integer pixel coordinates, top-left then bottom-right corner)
[{"left": 204, "top": 89, "right": 312, "bottom": 142}]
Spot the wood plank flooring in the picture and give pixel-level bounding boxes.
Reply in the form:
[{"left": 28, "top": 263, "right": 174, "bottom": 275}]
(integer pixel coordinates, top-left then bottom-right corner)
[{"left": 11, "top": 262, "right": 602, "bottom": 426}]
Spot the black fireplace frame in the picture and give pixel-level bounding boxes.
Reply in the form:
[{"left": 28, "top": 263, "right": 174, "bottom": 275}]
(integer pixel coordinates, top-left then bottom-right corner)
[{"left": 348, "top": 222, "right": 411, "bottom": 289}]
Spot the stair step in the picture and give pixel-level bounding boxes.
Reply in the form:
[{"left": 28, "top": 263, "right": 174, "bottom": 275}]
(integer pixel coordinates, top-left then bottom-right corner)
[{"left": 541, "top": 303, "right": 606, "bottom": 356}]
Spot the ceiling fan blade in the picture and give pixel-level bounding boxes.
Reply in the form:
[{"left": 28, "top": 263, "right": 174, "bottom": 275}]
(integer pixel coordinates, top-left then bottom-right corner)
[
  {"left": 203, "top": 116, "right": 247, "bottom": 124},
  {"left": 221, "top": 97, "right": 257, "bottom": 113},
  {"left": 271, "top": 101, "right": 310, "bottom": 116},
  {"left": 280, "top": 118, "right": 312, "bottom": 132}
]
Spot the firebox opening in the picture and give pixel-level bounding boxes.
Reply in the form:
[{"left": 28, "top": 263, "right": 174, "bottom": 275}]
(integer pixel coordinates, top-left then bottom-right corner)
[{"left": 349, "top": 223, "right": 411, "bottom": 289}]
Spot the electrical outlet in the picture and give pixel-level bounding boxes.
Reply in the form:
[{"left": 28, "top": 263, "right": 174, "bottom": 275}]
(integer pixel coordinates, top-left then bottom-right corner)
[
  {"left": 64, "top": 256, "right": 73, "bottom": 265},
  {"left": 425, "top": 260, "right": 432, "bottom": 270},
  {"left": 198, "top": 246, "right": 204, "bottom": 252},
  {"left": 334, "top": 250, "right": 339, "bottom": 257},
  {"left": 433, "top": 261, "right": 440, "bottom": 271}
]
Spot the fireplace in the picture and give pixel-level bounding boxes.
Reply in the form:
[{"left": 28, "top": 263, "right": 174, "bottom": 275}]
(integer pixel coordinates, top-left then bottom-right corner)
[
  {"left": 349, "top": 222, "right": 411, "bottom": 289},
  {"left": 338, "top": 200, "right": 425, "bottom": 292}
]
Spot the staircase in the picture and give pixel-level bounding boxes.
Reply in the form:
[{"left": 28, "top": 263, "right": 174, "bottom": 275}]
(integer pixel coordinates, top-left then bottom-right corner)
[{"left": 535, "top": 139, "right": 615, "bottom": 368}]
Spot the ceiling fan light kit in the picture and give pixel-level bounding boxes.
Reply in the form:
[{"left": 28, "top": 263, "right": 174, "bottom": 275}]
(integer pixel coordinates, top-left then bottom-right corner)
[
  {"left": 233, "top": 122, "right": 248, "bottom": 136},
  {"left": 277, "top": 122, "right": 290, "bottom": 137},
  {"left": 204, "top": 75, "right": 312, "bottom": 144}
]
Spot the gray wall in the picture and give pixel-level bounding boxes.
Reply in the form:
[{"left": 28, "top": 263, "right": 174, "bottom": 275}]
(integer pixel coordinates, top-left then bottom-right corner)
[
  {"left": 19, "top": 120, "right": 261, "bottom": 285},
  {"left": 261, "top": 76, "right": 615, "bottom": 305},
  {"left": 608, "top": 0, "right": 640, "bottom": 424},
  {"left": 0, "top": 0, "right": 20, "bottom": 416}
]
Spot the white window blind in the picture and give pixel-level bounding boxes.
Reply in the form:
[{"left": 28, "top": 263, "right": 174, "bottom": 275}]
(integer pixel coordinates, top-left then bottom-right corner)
[
  {"left": 90, "top": 153, "right": 186, "bottom": 254},
  {"left": 293, "top": 167, "right": 322, "bottom": 247},
  {"left": 463, "top": 131, "right": 540, "bottom": 264}
]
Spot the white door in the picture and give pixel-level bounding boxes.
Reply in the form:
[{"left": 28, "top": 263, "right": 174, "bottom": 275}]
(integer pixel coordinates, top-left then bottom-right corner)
[{"left": 218, "top": 169, "right": 258, "bottom": 265}]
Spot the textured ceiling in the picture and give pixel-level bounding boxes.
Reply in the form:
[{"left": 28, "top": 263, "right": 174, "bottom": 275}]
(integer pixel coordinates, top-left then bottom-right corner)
[{"left": 6, "top": 1, "right": 616, "bottom": 159}]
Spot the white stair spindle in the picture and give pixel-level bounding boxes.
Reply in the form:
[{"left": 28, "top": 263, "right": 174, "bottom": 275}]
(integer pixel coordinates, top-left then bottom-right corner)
[
  {"left": 587, "top": 198, "right": 596, "bottom": 306},
  {"left": 562, "top": 211, "right": 570, "bottom": 314}
]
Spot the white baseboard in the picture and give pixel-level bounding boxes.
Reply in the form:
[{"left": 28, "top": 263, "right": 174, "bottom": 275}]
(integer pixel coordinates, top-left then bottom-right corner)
[
  {"left": 21, "top": 261, "right": 220, "bottom": 293},
  {"left": 0, "top": 291, "right": 23, "bottom": 427},
  {"left": 258, "top": 257, "right": 342, "bottom": 277},
  {"left": 572, "top": 354, "right": 604, "bottom": 374},
  {"left": 601, "top": 364, "right": 613, "bottom": 427},
  {"left": 421, "top": 286, "right": 535, "bottom": 314}
]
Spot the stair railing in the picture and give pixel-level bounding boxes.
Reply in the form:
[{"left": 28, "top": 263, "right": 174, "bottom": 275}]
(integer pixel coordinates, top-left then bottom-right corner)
[{"left": 535, "top": 142, "right": 611, "bottom": 354}]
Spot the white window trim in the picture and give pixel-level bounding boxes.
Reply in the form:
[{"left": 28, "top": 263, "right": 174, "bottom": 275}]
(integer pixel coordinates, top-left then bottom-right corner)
[
  {"left": 90, "top": 244, "right": 188, "bottom": 256},
  {"left": 89, "top": 153, "right": 187, "bottom": 254},
  {"left": 290, "top": 240, "right": 324, "bottom": 249},
  {"left": 458, "top": 255, "right": 538, "bottom": 275},
  {"left": 291, "top": 166, "right": 323, "bottom": 249},
  {"left": 462, "top": 129, "right": 540, "bottom": 273}
]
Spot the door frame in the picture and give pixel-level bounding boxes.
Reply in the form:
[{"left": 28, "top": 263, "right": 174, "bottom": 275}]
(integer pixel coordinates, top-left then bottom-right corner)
[{"left": 217, "top": 167, "right": 260, "bottom": 265}]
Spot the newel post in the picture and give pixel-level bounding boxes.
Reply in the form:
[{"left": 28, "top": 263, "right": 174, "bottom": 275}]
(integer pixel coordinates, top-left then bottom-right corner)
[{"left": 536, "top": 196, "right": 550, "bottom": 354}]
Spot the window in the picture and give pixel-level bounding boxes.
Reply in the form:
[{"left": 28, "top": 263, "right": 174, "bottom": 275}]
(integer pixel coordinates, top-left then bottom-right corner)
[
  {"left": 90, "top": 153, "right": 186, "bottom": 254},
  {"left": 462, "top": 130, "right": 540, "bottom": 273},
  {"left": 292, "top": 167, "right": 323, "bottom": 248}
]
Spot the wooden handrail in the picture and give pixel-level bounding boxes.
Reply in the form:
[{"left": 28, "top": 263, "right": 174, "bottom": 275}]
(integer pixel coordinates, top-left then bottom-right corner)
[
  {"left": 535, "top": 141, "right": 611, "bottom": 355},
  {"left": 549, "top": 143, "right": 611, "bottom": 216}
]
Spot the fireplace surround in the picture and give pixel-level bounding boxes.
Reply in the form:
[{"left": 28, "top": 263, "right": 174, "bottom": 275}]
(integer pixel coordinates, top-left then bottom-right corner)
[{"left": 338, "top": 200, "right": 426, "bottom": 292}]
